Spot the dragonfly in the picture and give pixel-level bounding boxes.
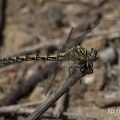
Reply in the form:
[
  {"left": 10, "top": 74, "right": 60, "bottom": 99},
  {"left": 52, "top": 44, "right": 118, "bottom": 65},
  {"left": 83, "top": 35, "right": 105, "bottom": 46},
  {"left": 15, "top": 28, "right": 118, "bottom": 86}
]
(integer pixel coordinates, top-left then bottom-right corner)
[{"left": 0, "top": 21, "right": 100, "bottom": 94}]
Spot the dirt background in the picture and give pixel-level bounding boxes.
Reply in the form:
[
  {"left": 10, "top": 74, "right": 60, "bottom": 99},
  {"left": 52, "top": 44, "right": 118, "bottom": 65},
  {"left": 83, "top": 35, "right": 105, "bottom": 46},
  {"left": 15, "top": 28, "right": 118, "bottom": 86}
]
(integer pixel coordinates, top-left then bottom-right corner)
[{"left": 0, "top": 0, "right": 120, "bottom": 120}]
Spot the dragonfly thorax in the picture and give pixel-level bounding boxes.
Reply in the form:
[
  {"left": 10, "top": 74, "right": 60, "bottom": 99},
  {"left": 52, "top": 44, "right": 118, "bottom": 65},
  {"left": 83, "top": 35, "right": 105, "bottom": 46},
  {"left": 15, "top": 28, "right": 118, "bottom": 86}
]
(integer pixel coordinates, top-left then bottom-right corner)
[{"left": 63, "top": 45, "right": 87, "bottom": 61}]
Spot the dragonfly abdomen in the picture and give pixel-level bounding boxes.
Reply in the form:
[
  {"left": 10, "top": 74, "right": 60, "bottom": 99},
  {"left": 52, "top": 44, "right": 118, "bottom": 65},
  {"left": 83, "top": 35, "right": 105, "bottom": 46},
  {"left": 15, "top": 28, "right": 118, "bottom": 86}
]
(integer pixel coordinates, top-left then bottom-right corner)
[{"left": 0, "top": 54, "right": 65, "bottom": 65}]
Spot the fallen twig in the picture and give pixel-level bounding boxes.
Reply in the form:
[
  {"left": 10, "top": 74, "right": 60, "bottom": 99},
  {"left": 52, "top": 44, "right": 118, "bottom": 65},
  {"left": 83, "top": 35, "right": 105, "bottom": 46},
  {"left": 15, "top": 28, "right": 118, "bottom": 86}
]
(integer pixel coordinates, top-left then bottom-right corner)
[
  {"left": 0, "top": 104, "right": 102, "bottom": 120},
  {"left": 0, "top": 64, "right": 17, "bottom": 73},
  {"left": 96, "top": 97, "right": 120, "bottom": 108},
  {"left": 26, "top": 69, "right": 86, "bottom": 120},
  {"left": 0, "top": 62, "right": 59, "bottom": 106},
  {"left": 53, "top": 92, "right": 67, "bottom": 118},
  {"left": 0, "top": 40, "right": 63, "bottom": 58}
]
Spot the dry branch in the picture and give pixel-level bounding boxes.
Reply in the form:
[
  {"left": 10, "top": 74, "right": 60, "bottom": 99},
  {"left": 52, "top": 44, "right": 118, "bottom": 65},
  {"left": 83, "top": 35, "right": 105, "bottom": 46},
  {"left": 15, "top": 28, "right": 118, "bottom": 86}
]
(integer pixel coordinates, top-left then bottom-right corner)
[
  {"left": 26, "top": 69, "right": 86, "bottom": 120},
  {"left": 0, "top": 40, "right": 63, "bottom": 58},
  {"left": 0, "top": 62, "right": 59, "bottom": 106}
]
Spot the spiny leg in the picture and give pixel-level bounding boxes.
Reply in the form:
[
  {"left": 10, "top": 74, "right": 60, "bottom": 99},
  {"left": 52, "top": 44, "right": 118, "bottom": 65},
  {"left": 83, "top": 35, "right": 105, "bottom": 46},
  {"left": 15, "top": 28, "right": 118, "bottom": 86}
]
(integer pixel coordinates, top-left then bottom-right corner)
[
  {"left": 66, "top": 63, "right": 82, "bottom": 89},
  {"left": 66, "top": 64, "right": 80, "bottom": 81},
  {"left": 80, "top": 62, "right": 87, "bottom": 74},
  {"left": 80, "top": 62, "right": 93, "bottom": 74},
  {"left": 87, "top": 62, "right": 93, "bottom": 74}
]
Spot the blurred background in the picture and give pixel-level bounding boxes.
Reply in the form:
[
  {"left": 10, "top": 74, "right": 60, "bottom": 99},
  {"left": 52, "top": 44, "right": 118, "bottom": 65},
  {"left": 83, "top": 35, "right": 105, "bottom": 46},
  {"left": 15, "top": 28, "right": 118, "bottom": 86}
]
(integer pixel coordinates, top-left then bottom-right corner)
[{"left": 0, "top": 0, "right": 120, "bottom": 120}]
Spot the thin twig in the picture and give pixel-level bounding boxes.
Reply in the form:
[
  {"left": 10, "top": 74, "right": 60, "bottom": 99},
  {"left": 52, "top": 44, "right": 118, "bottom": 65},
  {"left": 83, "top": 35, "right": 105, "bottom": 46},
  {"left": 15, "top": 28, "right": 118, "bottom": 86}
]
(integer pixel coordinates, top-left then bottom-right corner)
[
  {"left": 0, "top": 62, "right": 59, "bottom": 106},
  {"left": 0, "top": 104, "right": 102, "bottom": 120},
  {"left": 0, "top": 64, "right": 17, "bottom": 73},
  {"left": 0, "top": 40, "right": 63, "bottom": 58},
  {"left": 95, "top": 97, "right": 120, "bottom": 108},
  {"left": 53, "top": 92, "right": 67, "bottom": 118},
  {"left": 0, "top": 101, "right": 52, "bottom": 117},
  {"left": 26, "top": 70, "right": 86, "bottom": 120}
]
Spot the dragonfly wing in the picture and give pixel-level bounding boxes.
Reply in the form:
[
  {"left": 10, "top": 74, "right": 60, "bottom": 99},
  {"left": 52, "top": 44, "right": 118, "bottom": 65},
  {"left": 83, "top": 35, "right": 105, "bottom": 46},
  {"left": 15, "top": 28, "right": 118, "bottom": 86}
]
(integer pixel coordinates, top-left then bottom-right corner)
[
  {"left": 45, "top": 28, "right": 74, "bottom": 95},
  {"left": 65, "top": 20, "right": 100, "bottom": 49},
  {"left": 45, "top": 61, "right": 63, "bottom": 95},
  {"left": 59, "top": 28, "right": 73, "bottom": 52},
  {"left": 72, "top": 20, "right": 100, "bottom": 46}
]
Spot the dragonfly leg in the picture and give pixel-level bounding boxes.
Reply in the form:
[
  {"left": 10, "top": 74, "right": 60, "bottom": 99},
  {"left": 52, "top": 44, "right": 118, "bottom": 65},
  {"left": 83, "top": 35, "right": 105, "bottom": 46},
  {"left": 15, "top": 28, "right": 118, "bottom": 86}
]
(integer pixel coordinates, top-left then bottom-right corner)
[
  {"left": 87, "top": 62, "right": 93, "bottom": 74},
  {"left": 66, "top": 66, "right": 74, "bottom": 81},
  {"left": 66, "top": 64, "right": 80, "bottom": 81},
  {"left": 86, "top": 62, "right": 93, "bottom": 74},
  {"left": 68, "top": 66, "right": 73, "bottom": 78},
  {"left": 80, "top": 62, "right": 87, "bottom": 74},
  {"left": 80, "top": 62, "right": 94, "bottom": 74}
]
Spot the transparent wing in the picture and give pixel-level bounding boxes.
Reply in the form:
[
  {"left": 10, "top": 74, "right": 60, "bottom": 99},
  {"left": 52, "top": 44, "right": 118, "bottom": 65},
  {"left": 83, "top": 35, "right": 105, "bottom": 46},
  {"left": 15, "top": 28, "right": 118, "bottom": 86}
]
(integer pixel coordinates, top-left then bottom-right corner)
[
  {"left": 45, "top": 28, "right": 74, "bottom": 95},
  {"left": 45, "top": 61, "right": 61, "bottom": 95},
  {"left": 65, "top": 20, "right": 100, "bottom": 50}
]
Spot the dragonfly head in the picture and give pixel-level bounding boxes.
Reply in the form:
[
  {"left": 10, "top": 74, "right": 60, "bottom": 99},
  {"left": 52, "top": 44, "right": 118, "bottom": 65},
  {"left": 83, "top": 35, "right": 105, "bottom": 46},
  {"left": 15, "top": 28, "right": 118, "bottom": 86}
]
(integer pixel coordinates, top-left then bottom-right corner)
[{"left": 88, "top": 48, "right": 98, "bottom": 61}]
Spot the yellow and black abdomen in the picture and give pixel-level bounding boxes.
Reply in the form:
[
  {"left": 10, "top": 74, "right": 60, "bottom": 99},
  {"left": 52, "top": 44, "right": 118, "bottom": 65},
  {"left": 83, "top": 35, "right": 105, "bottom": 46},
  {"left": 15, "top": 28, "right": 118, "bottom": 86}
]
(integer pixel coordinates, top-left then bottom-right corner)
[{"left": 0, "top": 54, "right": 64, "bottom": 66}]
